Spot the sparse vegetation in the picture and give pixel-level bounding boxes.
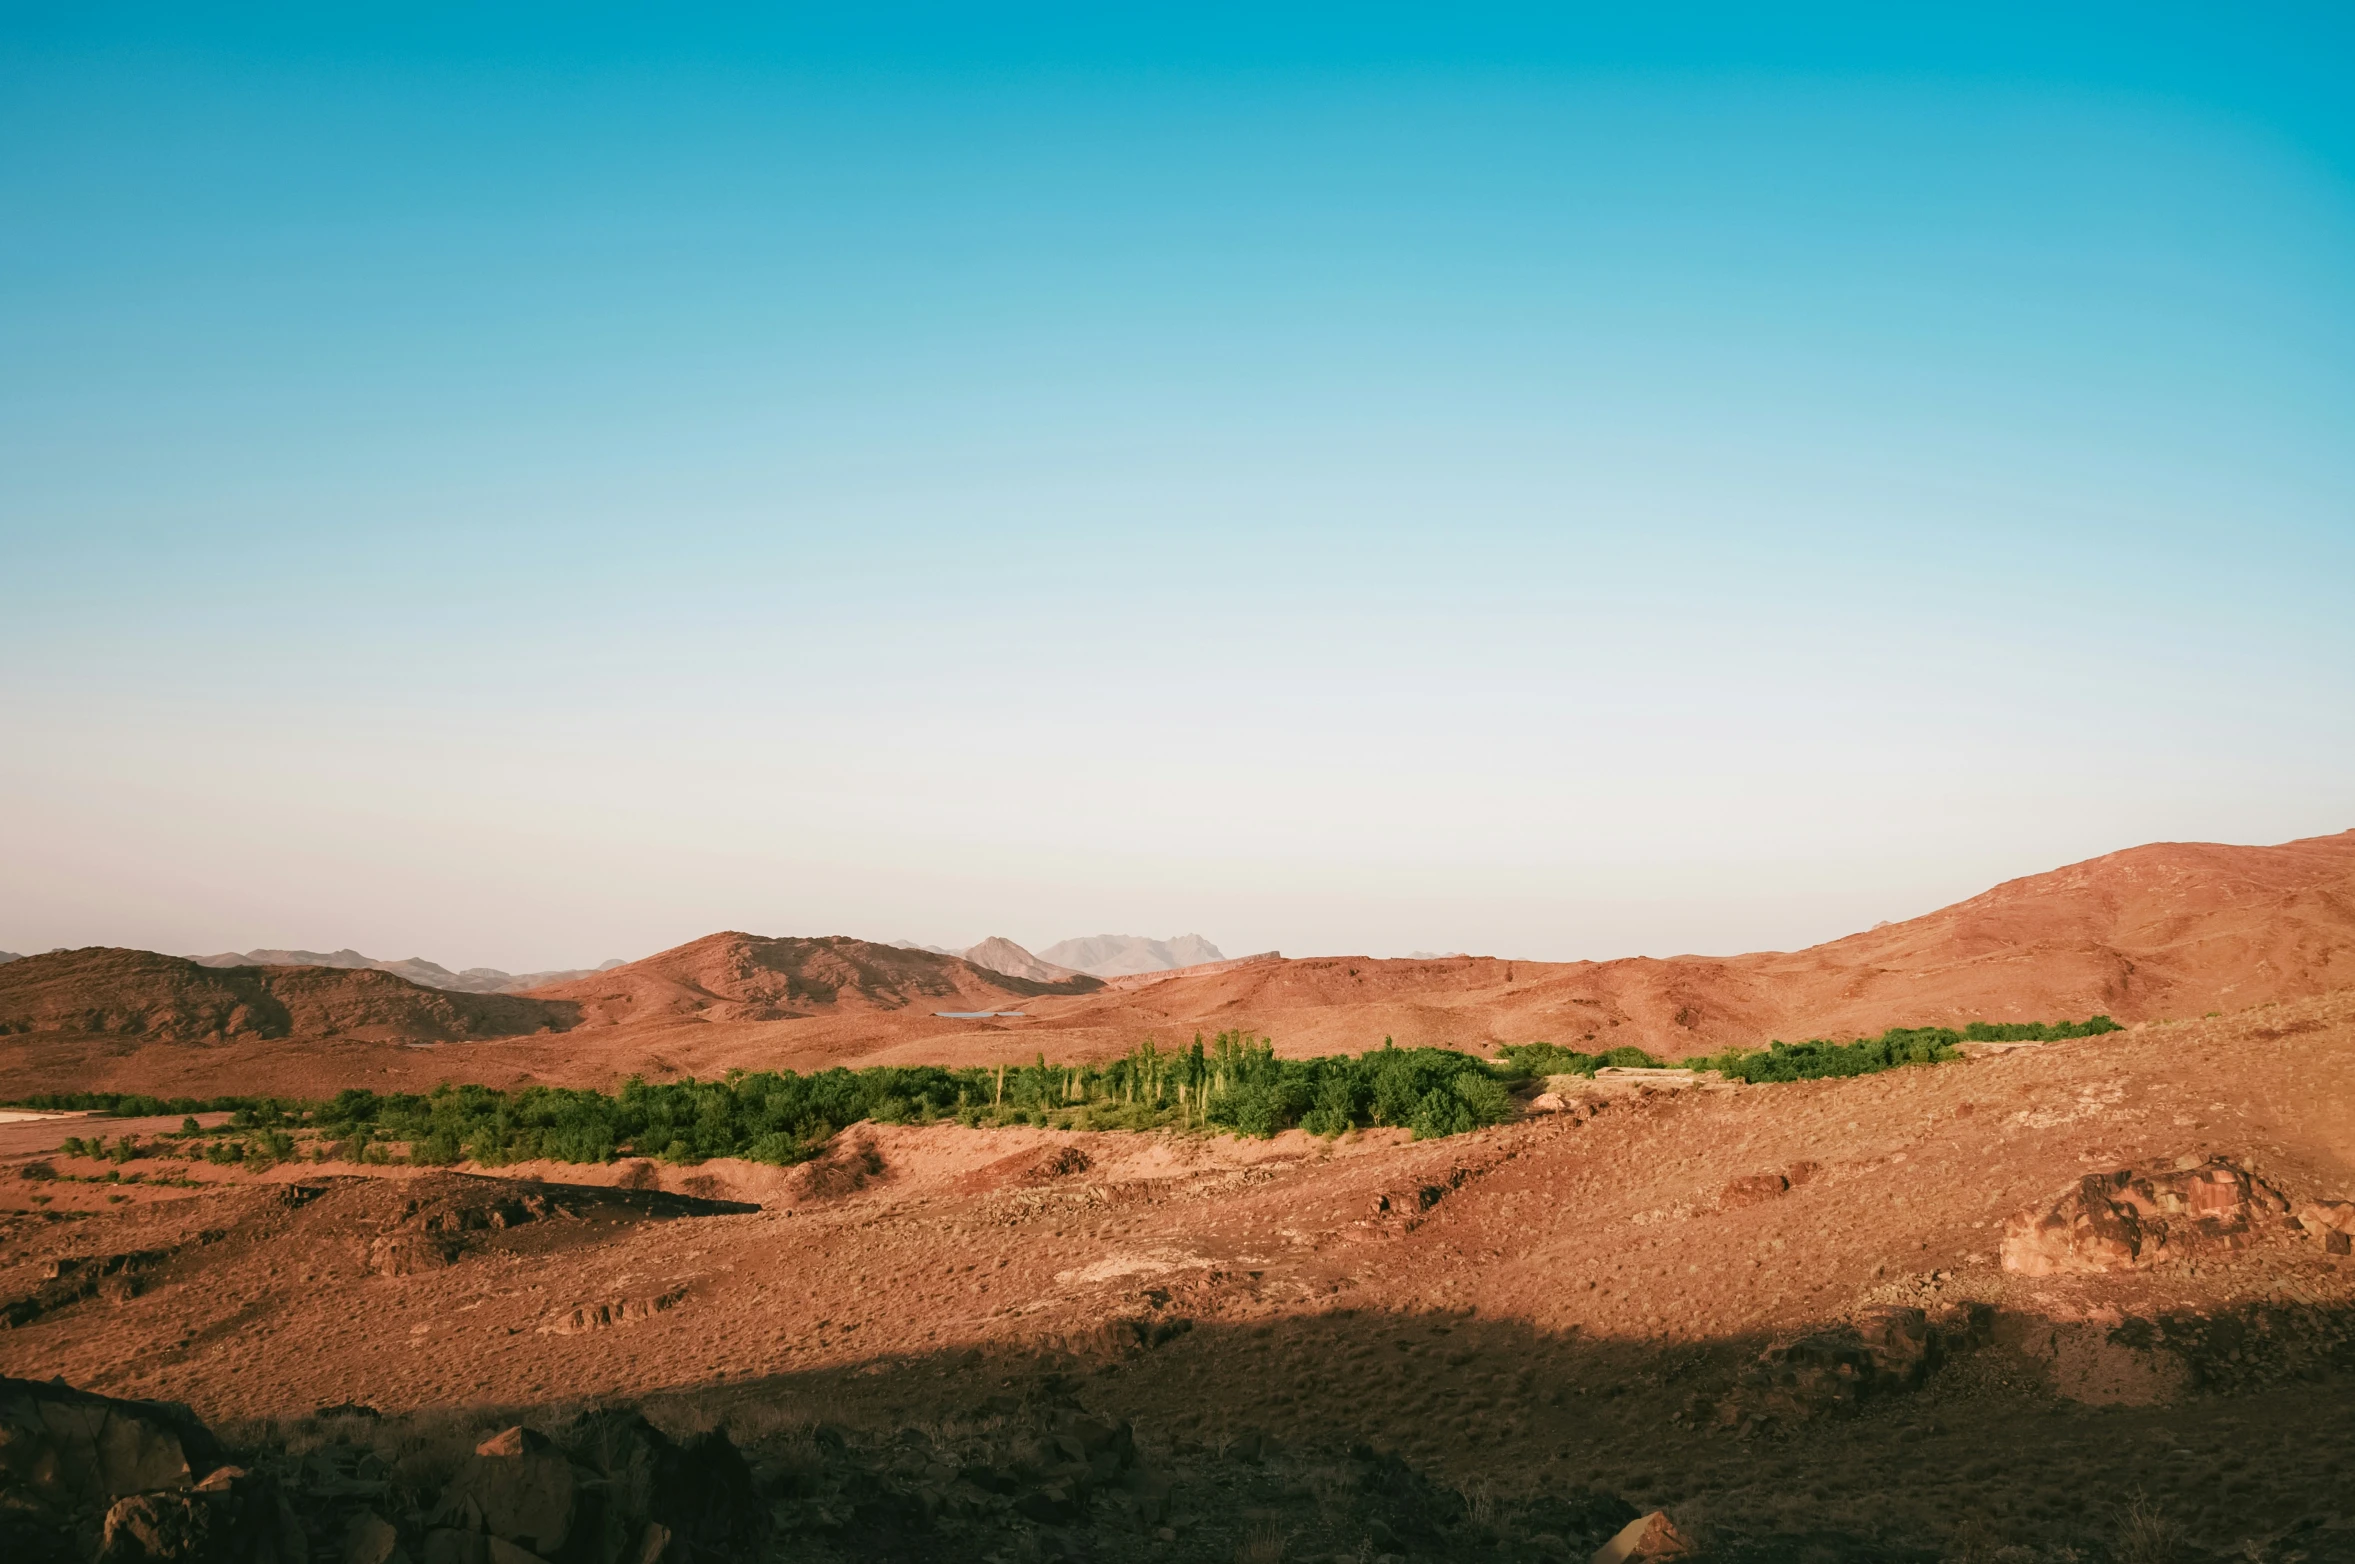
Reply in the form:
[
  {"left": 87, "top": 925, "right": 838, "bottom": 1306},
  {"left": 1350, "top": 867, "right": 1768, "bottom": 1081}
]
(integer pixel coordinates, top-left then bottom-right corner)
[
  {"left": 1963, "top": 1016, "right": 2122, "bottom": 1042},
  {"left": 0, "top": 1014, "right": 2126, "bottom": 1173},
  {"left": 1681, "top": 1025, "right": 1966, "bottom": 1082},
  {"left": 6, "top": 1090, "right": 268, "bottom": 1115},
  {"left": 2111, "top": 1489, "right": 2185, "bottom": 1564},
  {"left": 297, "top": 1033, "right": 1522, "bottom": 1166},
  {"left": 1680, "top": 1016, "right": 2120, "bottom": 1084},
  {"left": 1493, "top": 1042, "right": 1664, "bottom": 1076}
]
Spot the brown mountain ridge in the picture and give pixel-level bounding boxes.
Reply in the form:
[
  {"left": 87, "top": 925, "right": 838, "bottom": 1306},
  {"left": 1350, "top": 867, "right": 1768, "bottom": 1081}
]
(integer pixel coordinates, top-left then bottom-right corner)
[
  {"left": 0, "top": 948, "right": 579, "bottom": 1044},
  {"left": 1003, "top": 828, "right": 2355, "bottom": 1059},
  {"left": 521, "top": 932, "right": 1104, "bottom": 1027},
  {"left": 2, "top": 830, "right": 2349, "bottom": 1098}
]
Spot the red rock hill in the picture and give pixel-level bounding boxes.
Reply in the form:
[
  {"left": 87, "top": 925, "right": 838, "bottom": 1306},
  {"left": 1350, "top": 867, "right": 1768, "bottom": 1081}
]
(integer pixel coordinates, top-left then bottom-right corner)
[
  {"left": 523, "top": 933, "right": 1103, "bottom": 1027},
  {"left": 0, "top": 948, "right": 579, "bottom": 1043}
]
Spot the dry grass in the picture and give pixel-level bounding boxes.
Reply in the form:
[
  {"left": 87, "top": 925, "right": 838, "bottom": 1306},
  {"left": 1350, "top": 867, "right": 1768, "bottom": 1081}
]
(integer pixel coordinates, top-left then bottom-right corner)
[
  {"left": 2113, "top": 1491, "right": 2186, "bottom": 1564},
  {"left": 1235, "top": 1521, "right": 1287, "bottom": 1564},
  {"left": 1456, "top": 1475, "right": 1503, "bottom": 1541}
]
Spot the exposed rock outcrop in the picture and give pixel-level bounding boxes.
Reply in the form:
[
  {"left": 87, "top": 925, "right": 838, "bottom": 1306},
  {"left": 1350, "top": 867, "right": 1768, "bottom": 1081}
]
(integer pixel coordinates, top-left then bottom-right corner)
[
  {"left": 1721, "top": 1303, "right": 1990, "bottom": 1428},
  {"left": 98, "top": 1465, "right": 304, "bottom": 1564},
  {"left": 0, "top": 1383, "right": 764, "bottom": 1564},
  {"left": 2001, "top": 1156, "right": 2292, "bottom": 1276},
  {"left": 1, "top": 1377, "right": 237, "bottom": 1561},
  {"left": 2294, "top": 1198, "right": 2355, "bottom": 1254}
]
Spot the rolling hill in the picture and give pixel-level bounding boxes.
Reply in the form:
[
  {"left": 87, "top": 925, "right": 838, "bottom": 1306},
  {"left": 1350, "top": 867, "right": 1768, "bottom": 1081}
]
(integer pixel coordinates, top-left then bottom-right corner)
[
  {"left": 522, "top": 933, "right": 1104, "bottom": 1028},
  {"left": 4, "top": 831, "right": 2349, "bottom": 1097},
  {"left": 0, "top": 948, "right": 579, "bottom": 1044},
  {"left": 193, "top": 947, "right": 625, "bottom": 994},
  {"left": 1027, "top": 828, "right": 2355, "bottom": 1057}
]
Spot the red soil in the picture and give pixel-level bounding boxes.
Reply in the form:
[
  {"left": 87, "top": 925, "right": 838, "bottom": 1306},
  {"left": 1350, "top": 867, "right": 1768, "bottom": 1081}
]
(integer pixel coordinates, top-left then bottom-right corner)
[{"left": 3, "top": 992, "right": 2350, "bottom": 1552}]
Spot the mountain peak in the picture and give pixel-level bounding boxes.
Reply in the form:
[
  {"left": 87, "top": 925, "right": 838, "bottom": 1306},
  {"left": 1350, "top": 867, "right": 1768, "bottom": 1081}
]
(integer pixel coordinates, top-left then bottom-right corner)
[
  {"left": 1037, "top": 934, "right": 1226, "bottom": 977},
  {"left": 959, "top": 937, "right": 1085, "bottom": 984}
]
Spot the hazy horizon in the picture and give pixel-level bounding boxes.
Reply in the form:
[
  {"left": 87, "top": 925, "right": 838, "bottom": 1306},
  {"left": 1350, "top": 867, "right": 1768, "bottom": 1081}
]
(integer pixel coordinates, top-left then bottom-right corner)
[
  {"left": 10, "top": 825, "right": 2352, "bottom": 977},
  {"left": 5, "top": 8, "right": 2351, "bottom": 973}
]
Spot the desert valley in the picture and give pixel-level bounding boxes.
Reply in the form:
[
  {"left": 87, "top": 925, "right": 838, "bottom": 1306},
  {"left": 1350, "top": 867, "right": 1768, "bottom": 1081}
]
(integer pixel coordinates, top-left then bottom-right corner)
[{"left": 3, "top": 831, "right": 2353, "bottom": 1564}]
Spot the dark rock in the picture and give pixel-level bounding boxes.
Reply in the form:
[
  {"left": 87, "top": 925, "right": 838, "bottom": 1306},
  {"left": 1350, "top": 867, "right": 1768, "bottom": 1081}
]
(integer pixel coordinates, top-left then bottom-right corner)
[
  {"left": 420, "top": 1531, "right": 486, "bottom": 1564},
  {"left": 97, "top": 1466, "right": 303, "bottom": 1563},
  {"left": 549, "top": 1409, "right": 764, "bottom": 1562},
  {"left": 1724, "top": 1304, "right": 1981, "bottom": 1425},
  {"left": 1028, "top": 1146, "right": 1092, "bottom": 1180},
  {"left": 433, "top": 1440, "right": 589, "bottom": 1562},
  {"left": 314, "top": 1403, "right": 383, "bottom": 1422},
  {"left": 1514, "top": 1490, "right": 1640, "bottom": 1553},
  {"left": 341, "top": 1510, "right": 405, "bottom": 1564},
  {"left": 0, "top": 1376, "right": 226, "bottom": 1519},
  {"left": 5, "top": 1250, "right": 174, "bottom": 1328}
]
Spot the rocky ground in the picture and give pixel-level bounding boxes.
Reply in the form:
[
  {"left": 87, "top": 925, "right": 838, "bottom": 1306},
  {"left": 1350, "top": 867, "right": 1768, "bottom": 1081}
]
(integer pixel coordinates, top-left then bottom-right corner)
[{"left": 5, "top": 992, "right": 2354, "bottom": 1561}]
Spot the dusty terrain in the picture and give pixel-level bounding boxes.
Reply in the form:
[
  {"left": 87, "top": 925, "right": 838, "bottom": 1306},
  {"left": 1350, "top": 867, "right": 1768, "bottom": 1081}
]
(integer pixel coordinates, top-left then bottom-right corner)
[
  {"left": 0, "top": 948, "right": 579, "bottom": 1045},
  {"left": 5, "top": 831, "right": 2350, "bottom": 1101},
  {"left": 5, "top": 989, "right": 2353, "bottom": 1560},
  {"left": 6, "top": 831, "right": 2355, "bottom": 1561},
  {"left": 190, "top": 949, "right": 629, "bottom": 996}
]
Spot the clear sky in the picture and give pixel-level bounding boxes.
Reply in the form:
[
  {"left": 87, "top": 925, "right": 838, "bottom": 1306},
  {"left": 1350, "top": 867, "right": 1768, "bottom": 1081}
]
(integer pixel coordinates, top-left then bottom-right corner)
[{"left": 4, "top": 5, "right": 2351, "bottom": 971}]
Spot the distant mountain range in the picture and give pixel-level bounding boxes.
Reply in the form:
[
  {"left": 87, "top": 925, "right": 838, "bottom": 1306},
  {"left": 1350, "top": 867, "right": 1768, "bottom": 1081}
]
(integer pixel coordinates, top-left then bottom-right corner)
[
  {"left": 1038, "top": 934, "right": 1226, "bottom": 977},
  {"left": 892, "top": 934, "right": 1227, "bottom": 980},
  {"left": 1, "top": 936, "right": 1229, "bottom": 988},
  {"left": 10, "top": 831, "right": 2355, "bottom": 1078},
  {"left": 0, "top": 947, "right": 579, "bottom": 1043},
  {"left": 957, "top": 937, "right": 1085, "bottom": 983},
  {"left": 190, "top": 948, "right": 626, "bottom": 995},
  {"left": 528, "top": 933, "right": 1101, "bottom": 1027}
]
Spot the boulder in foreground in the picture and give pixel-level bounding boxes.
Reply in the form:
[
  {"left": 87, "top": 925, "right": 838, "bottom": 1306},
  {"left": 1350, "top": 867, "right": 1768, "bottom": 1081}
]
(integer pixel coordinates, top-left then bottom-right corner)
[{"left": 0, "top": 1381, "right": 763, "bottom": 1564}]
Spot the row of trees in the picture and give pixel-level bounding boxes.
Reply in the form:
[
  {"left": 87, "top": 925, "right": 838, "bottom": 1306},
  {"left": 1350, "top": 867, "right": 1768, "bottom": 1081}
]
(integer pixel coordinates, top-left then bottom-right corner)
[
  {"left": 1681, "top": 1015, "right": 2119, "bottom": 1083},
  {"left": 18, "top": 1015, "right": 2120, "bottom": 1169},
  {"left": 297, "top": 1034, "right": 1523, "bottom": 1166}
]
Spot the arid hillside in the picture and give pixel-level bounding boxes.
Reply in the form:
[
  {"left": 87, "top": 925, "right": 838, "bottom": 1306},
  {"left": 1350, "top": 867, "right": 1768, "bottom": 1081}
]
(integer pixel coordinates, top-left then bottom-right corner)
[
  {"left": 985, "top": 828, "right": 2355, "bottom": 1059},
  {"left": 523, "top": 932, "right": 1103, "bottom": 1027},
  {"left": 958, "top": 936, "right": 1088, "bottom": 984},
  {"left": 3, "top": 832, "right": 2349, "bottom": 1101},
  {"left": 0, "top": 947, "right": 577, "bottom": 1045},
  {"left": 195, "top": 947, "right": 625, "bottom": 994},
  {"left": 3, "top": 993, "right": 2351, "bottom": 1561}
]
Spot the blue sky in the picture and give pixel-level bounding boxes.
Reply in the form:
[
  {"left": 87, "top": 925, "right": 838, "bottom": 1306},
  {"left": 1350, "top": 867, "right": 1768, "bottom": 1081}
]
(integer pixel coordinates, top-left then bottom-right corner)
[{"left": 4, "top": 5, "right": 2351, "bottom": 971}]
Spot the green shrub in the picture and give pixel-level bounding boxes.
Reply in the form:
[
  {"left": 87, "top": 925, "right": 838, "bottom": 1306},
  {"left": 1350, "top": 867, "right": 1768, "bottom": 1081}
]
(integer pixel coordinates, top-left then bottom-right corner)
[
  {"left": 2, "top": 1092, "right": 264, "bottom": 1117},
  {"left": 1449, "top": 1071, "right": 1512, "bottom": 1124},
  {"left": 221, "top": 1032, "right": 1519, "bottom": 1168},
  {"left": 1680, "top": 1016, "right": 2118, "bottom": 1084},
  {"left": 1494, "top": 1042, "right": 1663, "bottom": 1077},
  {"left": 1962, "top": 1015, "right": 2121, "bottom": 1042}
]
